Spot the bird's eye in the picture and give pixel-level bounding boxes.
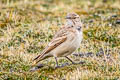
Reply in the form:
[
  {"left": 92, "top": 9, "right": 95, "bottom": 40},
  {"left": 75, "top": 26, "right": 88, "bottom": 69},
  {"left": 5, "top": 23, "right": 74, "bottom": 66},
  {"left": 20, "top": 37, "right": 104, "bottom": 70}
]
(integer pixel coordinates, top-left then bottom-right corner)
[
  {"left": 76, "top": 16, "right": 79, "bottom": 18},
  {"left": 77, "top": 26, "right": 81, "bottom": 30}
]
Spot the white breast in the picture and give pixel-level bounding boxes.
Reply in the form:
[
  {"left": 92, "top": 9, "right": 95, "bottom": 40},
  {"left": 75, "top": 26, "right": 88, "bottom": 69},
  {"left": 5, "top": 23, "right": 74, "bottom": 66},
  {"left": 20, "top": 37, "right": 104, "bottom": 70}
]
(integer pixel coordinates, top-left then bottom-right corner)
[
  {"left": 71, "top": 30, "right": 83, "bottom": 49},
  {"left": 50, "top": 29, "right": 83, "bottom": 57}
]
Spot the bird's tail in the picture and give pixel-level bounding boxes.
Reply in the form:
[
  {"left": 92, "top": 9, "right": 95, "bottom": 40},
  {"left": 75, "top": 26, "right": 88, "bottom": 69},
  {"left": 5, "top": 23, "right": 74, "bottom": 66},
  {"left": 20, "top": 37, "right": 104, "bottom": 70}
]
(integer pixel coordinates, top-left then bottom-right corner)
[
  {"left": 32, "top": 53, "right": 45, "bottom": 65},
  {"left": 32, "top": 53, "right": 52, "bottom": 65}
]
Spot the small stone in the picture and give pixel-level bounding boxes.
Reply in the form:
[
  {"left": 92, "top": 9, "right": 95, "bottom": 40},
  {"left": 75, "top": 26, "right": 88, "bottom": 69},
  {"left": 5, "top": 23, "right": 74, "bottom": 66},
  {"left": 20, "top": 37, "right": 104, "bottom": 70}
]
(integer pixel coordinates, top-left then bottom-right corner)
[
  {"left": 109, "top": 24, "right": 112, "bottom": 27},
  {"left": 96, "top": 48, "right": 104, "bottom": 57},
  {"left": 85, "top": 52, "right": 94, "bottom": 57},
  {"left": 29, "top": 67, "right": 38, "bottom": 72},
  {"left": 37, "top": 64, "right": 44, "bottom": 68},
  {"left": 116, "top": 19, "right": 120, "bottom": 24},
  {"left": 29, "top": 64, "right": 44, "bottom": 72},
  {"left": 10, "top": 68, "right": 14, "bottom": 72},
  {"left": 79, "top": 61, "right": 85, "bottom": 64},
  {"left": 112, "top": 15, "right": 117, "bottom": 18},
  {"left": 106, "top": 53, "right": 111, "bottom": 59},
  {"left": 79, "top": 53, "right": 85, "bottom": 57},
  {"left": 61, "top": 62, "right": 69, "bottom": 67},
  {"left": 103, "top": 0, "right": 107, "bottom": 3},
  {"left": 73, "top": 53, "right": 84, "bottom": 57},
  {"left": 89, "top": 19, "right": 94, "bottom": 23},
  {"left": 73, "top": 53, "right": 79, "bottom": 56}
]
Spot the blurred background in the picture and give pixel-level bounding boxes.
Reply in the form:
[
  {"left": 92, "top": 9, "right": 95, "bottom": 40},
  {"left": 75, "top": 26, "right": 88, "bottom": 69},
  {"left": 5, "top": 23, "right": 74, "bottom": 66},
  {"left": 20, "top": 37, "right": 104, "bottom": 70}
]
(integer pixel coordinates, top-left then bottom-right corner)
[{"left": 0, "top": 0, "right": 120, "bottom": 80}]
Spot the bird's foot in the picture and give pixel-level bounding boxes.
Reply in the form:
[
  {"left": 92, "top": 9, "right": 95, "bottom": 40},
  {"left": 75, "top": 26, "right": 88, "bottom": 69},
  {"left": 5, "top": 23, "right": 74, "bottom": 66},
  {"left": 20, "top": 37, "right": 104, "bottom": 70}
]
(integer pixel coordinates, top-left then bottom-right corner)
[
  {"left": 29, "top": 64, "right": 44, "bottom": 72},
  {"left": 55, "top": 63, "right": 71, "bottom": 69}
]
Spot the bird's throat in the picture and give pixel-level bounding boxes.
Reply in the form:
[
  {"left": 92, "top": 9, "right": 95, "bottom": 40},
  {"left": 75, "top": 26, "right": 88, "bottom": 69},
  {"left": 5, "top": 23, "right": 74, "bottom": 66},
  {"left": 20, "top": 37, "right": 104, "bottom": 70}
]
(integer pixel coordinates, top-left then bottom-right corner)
[{"left": 66, "top": 19, "right": 75, "bottom": 27}]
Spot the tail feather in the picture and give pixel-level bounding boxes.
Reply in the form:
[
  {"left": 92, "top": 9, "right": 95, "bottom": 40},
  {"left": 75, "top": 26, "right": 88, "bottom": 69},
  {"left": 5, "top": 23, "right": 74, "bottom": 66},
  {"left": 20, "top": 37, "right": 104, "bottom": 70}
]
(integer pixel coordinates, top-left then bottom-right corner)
[
  {"left": 33, "top": 53, "right": 52, "bottom": 65},
  {"left": 33, "top": 54, "right": 44, "bottom": 64},
  {"left": 33, "top": 55, "right": 41, "bottom": 61}
]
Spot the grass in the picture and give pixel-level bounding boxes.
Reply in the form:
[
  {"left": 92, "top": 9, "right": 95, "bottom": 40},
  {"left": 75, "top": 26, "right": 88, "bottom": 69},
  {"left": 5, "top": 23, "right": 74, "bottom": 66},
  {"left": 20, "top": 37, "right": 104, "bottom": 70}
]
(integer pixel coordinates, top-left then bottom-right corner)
[{"left": 0, "top": 0, "right": 120, "bottom": 80}]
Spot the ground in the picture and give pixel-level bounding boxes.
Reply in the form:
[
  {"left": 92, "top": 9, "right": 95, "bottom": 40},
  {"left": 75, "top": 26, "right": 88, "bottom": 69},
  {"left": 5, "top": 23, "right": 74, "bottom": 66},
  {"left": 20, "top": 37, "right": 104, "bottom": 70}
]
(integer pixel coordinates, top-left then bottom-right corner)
[{"left": 0, "top": 0, "right": 120, "bottom": 80}]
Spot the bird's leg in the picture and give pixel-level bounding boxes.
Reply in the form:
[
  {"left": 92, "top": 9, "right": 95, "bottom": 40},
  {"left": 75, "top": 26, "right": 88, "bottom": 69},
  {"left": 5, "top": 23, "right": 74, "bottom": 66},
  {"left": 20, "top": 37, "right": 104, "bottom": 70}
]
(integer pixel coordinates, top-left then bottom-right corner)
[
  {"left": 55, "top": 57, "right": 60, "bottom": 68},
  {"left": 65, "top": 56, "right": 85, "bottom": 65},
  {"left": 65, "top": 56, "right": 76, "bottom": 64}
]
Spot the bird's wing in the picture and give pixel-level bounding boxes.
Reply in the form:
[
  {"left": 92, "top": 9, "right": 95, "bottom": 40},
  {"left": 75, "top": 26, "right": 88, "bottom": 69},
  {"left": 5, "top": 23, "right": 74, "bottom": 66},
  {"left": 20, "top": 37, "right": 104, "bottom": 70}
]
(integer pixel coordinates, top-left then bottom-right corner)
[{"left": 33, "top": 27, "right": 68, "bottom": 63}]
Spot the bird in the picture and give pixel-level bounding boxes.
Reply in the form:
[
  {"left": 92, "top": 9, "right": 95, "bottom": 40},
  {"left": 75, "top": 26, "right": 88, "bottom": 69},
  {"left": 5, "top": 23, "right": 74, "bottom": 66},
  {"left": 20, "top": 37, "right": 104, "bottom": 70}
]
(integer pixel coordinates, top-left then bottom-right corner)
[{"left": 33, "top": 12, "right": 83, "bottom": 68}]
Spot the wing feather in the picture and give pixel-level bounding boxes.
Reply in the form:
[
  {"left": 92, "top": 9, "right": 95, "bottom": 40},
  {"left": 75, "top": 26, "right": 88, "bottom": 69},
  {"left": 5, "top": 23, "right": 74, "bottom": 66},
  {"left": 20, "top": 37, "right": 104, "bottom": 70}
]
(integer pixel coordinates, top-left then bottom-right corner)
[{"left": 33, "top": 27, "right": 68, "bottom": 62}]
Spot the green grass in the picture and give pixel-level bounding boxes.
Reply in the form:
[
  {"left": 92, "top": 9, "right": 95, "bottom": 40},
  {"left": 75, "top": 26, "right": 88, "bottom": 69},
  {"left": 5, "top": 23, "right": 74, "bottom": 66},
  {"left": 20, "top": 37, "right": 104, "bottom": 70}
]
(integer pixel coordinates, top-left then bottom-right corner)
[{"left": 0, "top": 0, "right": 120, "bottom": 80}]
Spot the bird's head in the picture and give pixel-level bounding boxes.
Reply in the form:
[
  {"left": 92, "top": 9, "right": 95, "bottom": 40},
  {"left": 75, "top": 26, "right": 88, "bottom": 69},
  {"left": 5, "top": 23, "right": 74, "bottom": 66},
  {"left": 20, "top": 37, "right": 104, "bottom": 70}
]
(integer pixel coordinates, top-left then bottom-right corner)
[
  {"left": 66, "top": 12, "right": 80, "bottom": 20},
  {"left": 65, "top": 12, "right": 82, "bottom": 31}
]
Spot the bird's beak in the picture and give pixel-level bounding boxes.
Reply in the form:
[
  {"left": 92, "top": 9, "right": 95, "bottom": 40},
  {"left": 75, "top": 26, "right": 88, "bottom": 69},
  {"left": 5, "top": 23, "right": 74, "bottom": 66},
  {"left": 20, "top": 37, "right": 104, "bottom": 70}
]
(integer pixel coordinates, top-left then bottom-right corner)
[
  {"left": 65, "top": 17, "right": 76, "bottom": 19},
  {"left": 65, "top": 16, "right": 71, "bottom": 19}
]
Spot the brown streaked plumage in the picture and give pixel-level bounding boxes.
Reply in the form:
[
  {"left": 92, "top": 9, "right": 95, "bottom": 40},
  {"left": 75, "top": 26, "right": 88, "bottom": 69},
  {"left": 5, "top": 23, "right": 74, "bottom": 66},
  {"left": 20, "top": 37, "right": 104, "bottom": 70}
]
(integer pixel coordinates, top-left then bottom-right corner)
[{"left": 32, "top": 12, "right": 83, "bottom": 68}]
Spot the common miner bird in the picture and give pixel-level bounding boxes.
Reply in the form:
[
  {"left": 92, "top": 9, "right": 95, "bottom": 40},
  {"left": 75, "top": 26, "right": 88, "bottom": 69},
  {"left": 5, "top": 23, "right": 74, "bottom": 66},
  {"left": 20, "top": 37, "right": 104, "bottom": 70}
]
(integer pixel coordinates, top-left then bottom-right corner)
[{"left": 33, "top": 12, "right": 83, "bottom": 68}]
